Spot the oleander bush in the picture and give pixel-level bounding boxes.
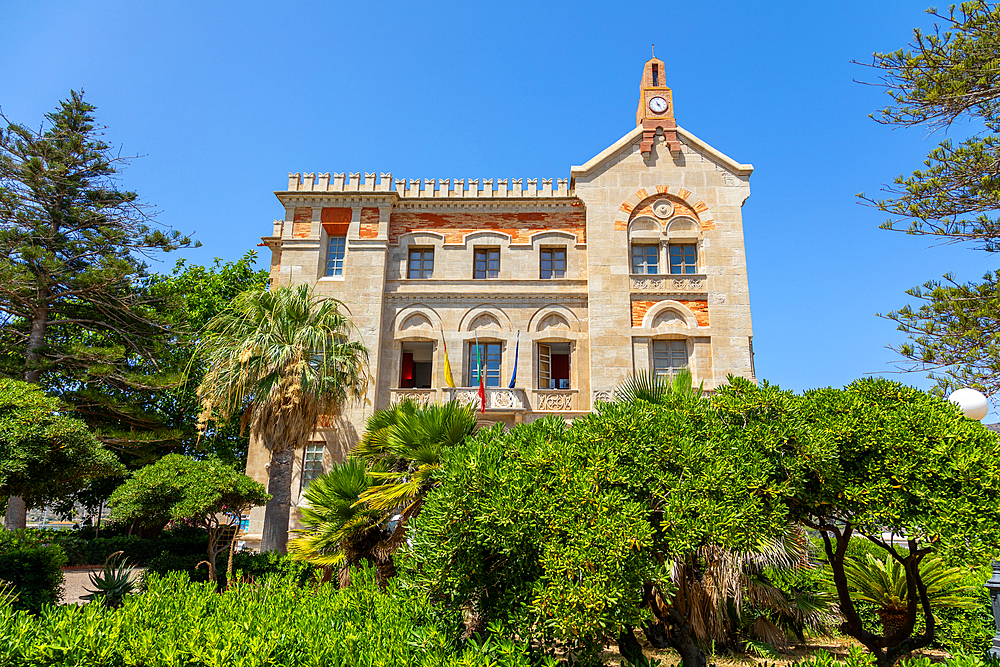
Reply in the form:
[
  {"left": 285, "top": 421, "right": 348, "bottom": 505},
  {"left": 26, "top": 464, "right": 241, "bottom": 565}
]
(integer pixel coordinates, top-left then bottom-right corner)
[{"left": 0, "top": 568, "right": 539, "bottom": 667}]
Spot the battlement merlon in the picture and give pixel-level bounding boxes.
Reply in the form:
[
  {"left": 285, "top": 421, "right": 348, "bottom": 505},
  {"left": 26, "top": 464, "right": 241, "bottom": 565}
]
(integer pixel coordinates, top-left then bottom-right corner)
[{"left": 280, "top": 172, "right": 573, "bottom": 198}]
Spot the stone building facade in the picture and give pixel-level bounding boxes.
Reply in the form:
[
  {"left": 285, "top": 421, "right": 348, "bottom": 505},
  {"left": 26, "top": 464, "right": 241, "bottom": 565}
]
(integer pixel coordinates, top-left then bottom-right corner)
[{"left": 245, "top": 57, "right": 755, "bottom": 537}]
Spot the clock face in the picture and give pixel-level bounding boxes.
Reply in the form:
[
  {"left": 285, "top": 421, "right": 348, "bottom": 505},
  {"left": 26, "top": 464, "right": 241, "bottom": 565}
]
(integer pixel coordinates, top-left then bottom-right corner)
[{"left": 648, "top": 96, "right": 668, "bottom": 114}]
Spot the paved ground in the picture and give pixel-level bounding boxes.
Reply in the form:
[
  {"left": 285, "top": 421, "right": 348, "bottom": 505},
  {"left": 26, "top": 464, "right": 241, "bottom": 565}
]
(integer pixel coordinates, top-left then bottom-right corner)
[{"left": 60, "top": 567, "right": 144, "bottom": 605}]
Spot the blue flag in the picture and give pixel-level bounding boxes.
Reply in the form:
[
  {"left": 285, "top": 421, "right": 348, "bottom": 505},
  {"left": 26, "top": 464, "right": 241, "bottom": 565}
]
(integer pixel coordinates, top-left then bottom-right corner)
[{"left": 508, "top": 331, "right": 520, "bottom": 388}]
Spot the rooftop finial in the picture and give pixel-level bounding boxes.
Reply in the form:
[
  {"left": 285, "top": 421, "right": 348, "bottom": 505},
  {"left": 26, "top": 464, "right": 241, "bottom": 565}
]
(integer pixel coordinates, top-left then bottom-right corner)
[{"left": 651, "top": 43, "right": 655, "bottom": 58}]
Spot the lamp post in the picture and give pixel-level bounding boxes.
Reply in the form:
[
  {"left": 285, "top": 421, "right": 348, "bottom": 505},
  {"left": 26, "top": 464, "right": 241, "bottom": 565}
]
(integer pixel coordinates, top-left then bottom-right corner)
[{"left": 949, "top": 388, "right": 999, "bottom": 657}]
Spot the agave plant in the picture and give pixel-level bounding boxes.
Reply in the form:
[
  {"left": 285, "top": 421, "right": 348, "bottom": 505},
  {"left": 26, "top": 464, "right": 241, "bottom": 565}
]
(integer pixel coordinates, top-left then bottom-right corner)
[
  {"left": 844, "top": 552, "right": 979, "bottom": 638},
  {"left": 82, "top": 551, "right": 137, "bottom": 608}
]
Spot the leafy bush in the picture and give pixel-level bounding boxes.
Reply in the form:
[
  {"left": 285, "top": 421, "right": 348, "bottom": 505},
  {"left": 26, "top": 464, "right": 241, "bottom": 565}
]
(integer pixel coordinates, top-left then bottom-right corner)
[
  {"left": 146, "top": 549, "right": 317, "bottom": 586},
  {"left": 0, "top": 545, "right": 66, "bottom": 613},
  {"left": 0, "top": 567, "right": 538, "bottom": 667}
]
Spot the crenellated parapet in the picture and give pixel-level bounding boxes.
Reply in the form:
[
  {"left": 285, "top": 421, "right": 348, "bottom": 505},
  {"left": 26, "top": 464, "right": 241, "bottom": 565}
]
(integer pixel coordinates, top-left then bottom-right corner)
[{"left": 285, "top": 172, "right": 571, "bottom": 197}]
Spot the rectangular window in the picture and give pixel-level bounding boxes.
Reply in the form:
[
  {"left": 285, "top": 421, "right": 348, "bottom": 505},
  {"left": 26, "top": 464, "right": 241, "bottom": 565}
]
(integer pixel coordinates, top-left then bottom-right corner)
[
  {"left": 302, "top": 444, "right": 324, "bottom": 488},
  {"left": 538, "top": 342, "right": 571, "bottom": 389},
  {"left": 652, "top": 340, "right": 688, "bottom": 378},
  {"left": 540, "top": 247, "right": 566, "bottom": 279},
  {"left": 631, "top": 244, "right": 659, "bottom": 274},
  {"left": 407, "top": 248, "right": 434, "bottom": 279},
  {"left": 474, "top": 248, "right": 500, "bottom": 279},
  {"left": 669, "top": 244, "right": 697, "bottom": 275},
  {"left": 325, "top": 236, "right": 346, "bottom": 276},
  {"left": 469, "top": 342, "right": 502, "bottom": 387},
  {"left": 400, "top": 341, "right": 433, "bottom": 389}
]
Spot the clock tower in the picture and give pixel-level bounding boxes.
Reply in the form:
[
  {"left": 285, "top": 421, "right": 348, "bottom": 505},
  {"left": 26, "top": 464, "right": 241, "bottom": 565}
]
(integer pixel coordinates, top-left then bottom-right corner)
[{"left": 636, "top": 56, "right": 681, "bottom": 157}]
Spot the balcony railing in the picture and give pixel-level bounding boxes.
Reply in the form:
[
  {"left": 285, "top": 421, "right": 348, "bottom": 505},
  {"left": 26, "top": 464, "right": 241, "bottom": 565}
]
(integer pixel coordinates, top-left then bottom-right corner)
[
  {"left": 630, "top": 274, "right": 706, "bottom": 293},
  {"left": 532, "top": 390, "right": 577, "bottom": 412},
  {"left": 389, "top": 388, "right": 439, "bottom": 406},
  {"left": 442, "top": 387, "right": 528, "bottom": 412}
]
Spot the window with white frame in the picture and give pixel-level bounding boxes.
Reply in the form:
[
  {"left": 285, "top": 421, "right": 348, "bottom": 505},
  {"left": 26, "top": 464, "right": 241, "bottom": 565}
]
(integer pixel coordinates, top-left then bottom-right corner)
[
  {"left": 631, "top": 244, "right": 659, "bottom": 274},
  {"left": 325, "top": 236, "right": 346, "bottom": 276},
  {"left": 302, "top": 444, "right": 324, "bottom": 488},
  {"left": 652, "top": 340, "right": 688, "bottom": 378},
  {"left": 668, "top": 244, "right": 697, "bottom": 275}
]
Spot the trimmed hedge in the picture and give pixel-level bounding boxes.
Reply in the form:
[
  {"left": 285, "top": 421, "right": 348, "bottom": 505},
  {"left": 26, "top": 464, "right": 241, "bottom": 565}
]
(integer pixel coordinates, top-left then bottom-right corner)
[
  {"left": 146, "top": 549, "right": 316, "bottom": 586},
  {"left": 0, "top": 568, "right": 537, "bottom": 667},
  {"left": 0, "top": 545, "right": 66, "bottom": 613}
]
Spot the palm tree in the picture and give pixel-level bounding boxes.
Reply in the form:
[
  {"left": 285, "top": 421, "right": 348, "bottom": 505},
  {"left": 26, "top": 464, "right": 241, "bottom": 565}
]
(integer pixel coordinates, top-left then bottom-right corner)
[
  {"left": 290, "top": 399, "right": 476, "bottom": 578},
  {"left": 844, "top": 551, "right": 979, "bottom": 639},
  {"left": 287, "top": 458, "right": 393, "bottom": 586},
  {"left": 613, "top": 367, "right": 703, "bottom": 404},
  {"left": 196, "top": 284, "right": 369, "bottom": 553}
]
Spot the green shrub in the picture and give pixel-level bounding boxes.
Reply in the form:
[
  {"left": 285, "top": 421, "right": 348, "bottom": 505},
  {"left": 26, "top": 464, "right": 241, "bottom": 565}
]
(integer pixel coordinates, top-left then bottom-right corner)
[
  {"left": 0, "top": 567, "right": 537, "bottom": 667},
  {"left": 146, "top": 549, "right": 317, "bottom": 586},
  {"left": 0, "top": 545, "right": 66, "bottom": 613}
]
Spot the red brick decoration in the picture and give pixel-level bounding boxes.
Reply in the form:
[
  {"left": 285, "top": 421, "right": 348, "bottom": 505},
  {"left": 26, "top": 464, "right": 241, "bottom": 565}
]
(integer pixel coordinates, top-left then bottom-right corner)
[
  {"left": 360, "top": 207, "right": 380, "bottom": 239},
  {"left": 614, "top": 187, "right": 715, "bottom": 232},
  {"left": 631, "top": 299, "right": 709, "bottom": 328},
  {"left": 292, "top": 207, "right": 312, "bottom": 238},
  {"left": 388, "top": 210, "right": 586, "bottom": 245},
  {"left": 321, "top": 207, "right": 351, "bottom": 236}
]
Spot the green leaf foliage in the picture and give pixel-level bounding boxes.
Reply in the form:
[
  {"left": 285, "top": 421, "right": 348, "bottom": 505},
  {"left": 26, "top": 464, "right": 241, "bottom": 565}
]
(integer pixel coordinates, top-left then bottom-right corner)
[
  {"left": 405, "top": 379, "right": 816, "bottom": 661},
  {"left": 858, "top": 2, "right": 1000, "bottom": 396},
  {"left": 0, "top": 378, "right": 123, "bottom": 508},
  {"left": 0, "top": 90, "right": 196, "bottom": 452},
  {"left": 0, "top": 568, "right": 537, "bottom": 667},
  {"left": 0, "top": 545, "right": 66, "bottom": 614},
  {"left": 794, "top": 378, "right": 1000, "bottom": 565},
  {"left": 107, "top": 454, "right": 268, "bottom": 528}
]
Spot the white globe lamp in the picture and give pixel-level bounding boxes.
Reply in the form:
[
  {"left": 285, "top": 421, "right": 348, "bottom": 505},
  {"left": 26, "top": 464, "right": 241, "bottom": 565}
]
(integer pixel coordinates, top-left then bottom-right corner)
[{"left": 948, "top": 388, "right": 989, "bottom": 421}]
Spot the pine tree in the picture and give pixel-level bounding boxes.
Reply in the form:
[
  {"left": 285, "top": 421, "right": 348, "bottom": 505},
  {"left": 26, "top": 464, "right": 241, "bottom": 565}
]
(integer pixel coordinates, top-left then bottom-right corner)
[
  {"left": 0, "top": 91, "right": 195, "bottom": 527},
  {"left": 861, "top": 2, "right": 1000, "bottom": 396}
]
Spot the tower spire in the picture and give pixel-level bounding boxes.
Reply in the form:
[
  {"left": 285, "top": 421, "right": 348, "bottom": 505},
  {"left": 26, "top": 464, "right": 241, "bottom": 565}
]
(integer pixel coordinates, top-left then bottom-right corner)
[{"left": 636, "top": 57, "right": 680, "bottom": 157}]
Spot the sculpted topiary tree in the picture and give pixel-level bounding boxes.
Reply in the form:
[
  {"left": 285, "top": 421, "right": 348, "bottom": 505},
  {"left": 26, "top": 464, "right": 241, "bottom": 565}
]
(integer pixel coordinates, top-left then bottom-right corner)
[
  {"left": 790, "top": 378, "right": 1000, "bottom": 666},
  {"left": 108, "top": 454, "right": 269, "bottom": 582}
]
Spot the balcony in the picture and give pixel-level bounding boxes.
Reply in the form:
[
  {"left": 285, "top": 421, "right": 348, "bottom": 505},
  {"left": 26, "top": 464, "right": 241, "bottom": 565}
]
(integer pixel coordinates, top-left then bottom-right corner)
[
  {"left": 442, "top": 387, "right": 529, "bottom": 413},
  {"left": 389, "top": 388, "right": 440, "bottom": 406},
  {"left": 532, "top": 390, "right": 578, "bottom": 412},
  {"left": 630, "top": 274, "right": 706, "bottom": 294}
]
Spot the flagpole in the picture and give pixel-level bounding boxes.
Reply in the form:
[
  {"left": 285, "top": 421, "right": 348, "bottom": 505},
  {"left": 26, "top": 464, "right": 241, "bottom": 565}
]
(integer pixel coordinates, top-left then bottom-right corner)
[{"left": 508, "top": 331, "right": 520, "bottom": 389}]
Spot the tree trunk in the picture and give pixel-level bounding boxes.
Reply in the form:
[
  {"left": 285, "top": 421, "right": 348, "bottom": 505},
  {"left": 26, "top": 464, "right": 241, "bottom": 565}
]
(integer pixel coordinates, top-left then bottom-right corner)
[
  {"left": 670, "top": 628, "right": 707, "bottom": 667},
  {"left": 10, "top": 307, "right": 51, "bottom": 530},
  {"left": 260, "top": 448, "right": 294, "bottom": 553},
  {"left": 4, "top": 497, "right": 26, "bottom": 530},
  {"left": 617, "top": 626, "right": 646, "bottom": 665}
]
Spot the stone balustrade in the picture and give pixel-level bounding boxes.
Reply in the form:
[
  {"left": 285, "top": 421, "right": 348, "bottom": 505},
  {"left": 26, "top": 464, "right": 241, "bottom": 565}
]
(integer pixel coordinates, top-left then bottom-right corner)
[
  {"left": 630, "top": 274, "right": 707, "bottom": 293},
  {"left": 389, "top": 388, "right": 439, "bottom": 406},
  {"left": 443, "top": 387, "right": 528, "bottom": 412},
  {"left": 532, "top": 390, "right": 577, "bottom": 412}
]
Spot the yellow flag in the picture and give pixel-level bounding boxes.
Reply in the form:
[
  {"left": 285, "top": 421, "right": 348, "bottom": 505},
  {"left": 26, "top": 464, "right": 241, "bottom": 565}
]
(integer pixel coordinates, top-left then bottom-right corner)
[{"left": 441, "top": 330, "right": 456, "bottom": 388}]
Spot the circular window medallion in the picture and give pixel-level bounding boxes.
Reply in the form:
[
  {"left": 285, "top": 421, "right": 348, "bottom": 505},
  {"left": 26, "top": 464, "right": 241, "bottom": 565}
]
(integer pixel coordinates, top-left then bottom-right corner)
[{"left": 652, "top": 199, "right": 675, "bottom": 219}]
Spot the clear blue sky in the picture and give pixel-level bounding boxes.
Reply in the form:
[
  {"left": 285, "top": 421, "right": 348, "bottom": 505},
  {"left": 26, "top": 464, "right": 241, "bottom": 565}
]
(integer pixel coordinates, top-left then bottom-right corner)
[{"left": 4, "top": 1, "right": 993, "bottom": 409}]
